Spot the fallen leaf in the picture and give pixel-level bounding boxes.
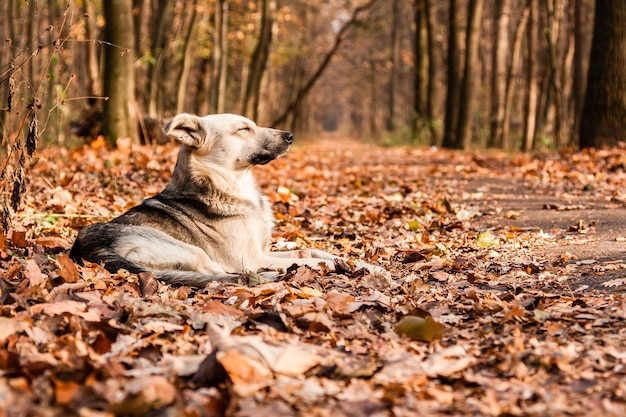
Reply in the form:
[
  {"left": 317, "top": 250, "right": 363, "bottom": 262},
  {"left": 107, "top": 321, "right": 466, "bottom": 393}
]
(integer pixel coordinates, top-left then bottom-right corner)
[
  {"left": 395, "top": 315, "right": 444, "bottom": 342},
  {"left": 23, "top": 258, "right": 46, "bottom": 286},
  {"left": 421, "top": 345, "right": 475, "bottom": 377},
  {"left": 55, "top": 253, "right": 80, "bottom": 283},
  {"left": 217, "top": 348, "right": 273, "bottom": 396},
  {"left": 35, "top": 236, "right": 72, "bottom": 250},
  {"left": 30, "top": 300, "right": 101, "bottom": 322},
  {"left": 476, "top": 231, "right": 500, "bottom": 247},
  {"left": 602, "top": 278, "right": 626, "bottom": 287},
  {"left": 0, "top": 317, "right": 31, "bottom": 339}
]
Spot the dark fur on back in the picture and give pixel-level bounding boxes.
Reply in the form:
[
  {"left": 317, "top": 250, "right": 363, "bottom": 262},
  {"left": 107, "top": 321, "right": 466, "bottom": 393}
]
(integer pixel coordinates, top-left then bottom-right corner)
[{"left": 70, "top": 223, "right": 147, "bottom": 275}]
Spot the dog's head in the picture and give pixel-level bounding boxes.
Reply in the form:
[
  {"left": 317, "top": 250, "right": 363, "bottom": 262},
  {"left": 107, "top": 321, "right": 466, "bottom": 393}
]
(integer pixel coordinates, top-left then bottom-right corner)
[{"left": 162, "top": 113, "right": 293, "bottom": 169}]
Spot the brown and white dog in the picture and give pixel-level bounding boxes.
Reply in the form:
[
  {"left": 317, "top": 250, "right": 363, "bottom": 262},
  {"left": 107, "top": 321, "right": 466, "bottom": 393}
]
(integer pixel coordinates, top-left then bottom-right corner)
[{"left": 70, "top": 113, "right": 384, "bottom": 285}]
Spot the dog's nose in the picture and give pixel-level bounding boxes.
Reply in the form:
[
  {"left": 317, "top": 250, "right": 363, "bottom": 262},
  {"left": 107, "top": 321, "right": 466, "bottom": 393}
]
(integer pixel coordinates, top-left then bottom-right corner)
[{"left": 282, "top": 132, "right": 294, "bottom": 144}]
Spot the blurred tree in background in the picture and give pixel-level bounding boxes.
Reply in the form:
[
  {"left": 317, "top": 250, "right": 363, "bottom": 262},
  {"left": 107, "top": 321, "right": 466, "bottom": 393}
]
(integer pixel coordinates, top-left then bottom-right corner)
[{"left": 579, "top": 0, "right": 626, "bottom": 148}]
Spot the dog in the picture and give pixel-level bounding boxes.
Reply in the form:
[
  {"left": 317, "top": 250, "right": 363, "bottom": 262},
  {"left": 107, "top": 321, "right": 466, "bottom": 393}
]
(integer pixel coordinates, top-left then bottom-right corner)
[{"left": 70, "top": 113, "right": 385, "bottom": 286}]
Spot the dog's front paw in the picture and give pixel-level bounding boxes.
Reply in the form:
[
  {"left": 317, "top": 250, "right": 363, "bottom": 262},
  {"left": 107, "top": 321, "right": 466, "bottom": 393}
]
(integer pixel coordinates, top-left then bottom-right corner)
[
  {"left": 355, "top": 261, "right": 388, "bottom": 275},
  {"left": 249, "top": 270, "right": 282, "bottom": 284},
  {"left": 308, "top": 249, "right": 340, "bottom": 261}
]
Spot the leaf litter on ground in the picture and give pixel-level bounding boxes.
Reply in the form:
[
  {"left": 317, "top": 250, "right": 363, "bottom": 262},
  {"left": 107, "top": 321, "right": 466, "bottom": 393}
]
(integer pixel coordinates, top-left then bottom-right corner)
[{"left": 1, "top": 137, "right": 626, "bottom": 416}]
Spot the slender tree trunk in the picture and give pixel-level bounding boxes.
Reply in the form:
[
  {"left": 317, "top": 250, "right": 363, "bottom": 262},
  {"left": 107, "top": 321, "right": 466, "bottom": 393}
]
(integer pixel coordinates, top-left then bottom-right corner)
[
  {"left": 209, "top": 0, "right": 222, "bottom": 114},
  {"left": 412, "top": 0, "right": 428, "bottom": 141},
  {"left": 579, "top": 0, "right": 626, "bottom": 148},
  {"left": 103, "top": 0, "right": 138, "bottom": 144},
  {"left": 369, "top": 60, "right": 378, "bottom": 135},
  {"left": 244, "top": 0, "right": 276, "bottom": 120},
  {"left": 543, "top": 0, "right": 564, "bottom": 146},
  {"left": 176, "top": 0, "right": 199, "bottom": 114},
  {"left": 571, "top": 0, "right": 593, "bottom": 144},
  {"left": 84, "top": 0, "right": 102, "bottom": 95},
  {"left": 132, "top": 0, "right": 147, "bottom": 61},
  {"left": 210, "top": 0, "right": 228, "bottom": 114},
  {"left": 442, "top": 0, "right": 462, "bottom": 149},
  {"left": 217, "top": 1, "right": 228, "bottom": 113},
  {"left": 488, "top": 0, "right": 510, "bottom": 148},
  {"left": 147, "top": 0, "right": 171, "bottom": 117},
  {"left": 501, "top": 7, "right": 528, "bottom": 150},
  {"left": 425, "top": 0, "right": 439, "bottom": 143},
  {"left": 456, "top": 0, "right": 484, "bottom": 149},
  {"left": 196, "top": 57, "right": 211, "bottom": 115},
  {"left": 28, "top": 1, "right": 39, "bottom": 90},
  {"left": 388, "top": 0, "right": 400, "bottom": 131},
  {"left": 0, "top": 0, "right": 14, "bottom": 135},
  {"left": 561, "top": 12, "right": 575, "bottom": 145},
  {"left": 523, "top": 0, "right": 540, "bottom": 151}
]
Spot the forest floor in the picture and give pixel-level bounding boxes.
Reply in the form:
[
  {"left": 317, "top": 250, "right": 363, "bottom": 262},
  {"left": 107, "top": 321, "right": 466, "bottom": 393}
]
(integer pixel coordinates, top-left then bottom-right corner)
[{"left": 1, "top": 135, "right": 626, "bottom": 416}]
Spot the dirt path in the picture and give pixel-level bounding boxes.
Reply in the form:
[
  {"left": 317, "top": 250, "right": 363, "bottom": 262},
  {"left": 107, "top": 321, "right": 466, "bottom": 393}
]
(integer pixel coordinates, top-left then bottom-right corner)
[
  {"left": 463, "top": 175, "right": 626, "bottom": 289},
  {"left": 301, "top": 135, "right": 626, "bottom": 291}
]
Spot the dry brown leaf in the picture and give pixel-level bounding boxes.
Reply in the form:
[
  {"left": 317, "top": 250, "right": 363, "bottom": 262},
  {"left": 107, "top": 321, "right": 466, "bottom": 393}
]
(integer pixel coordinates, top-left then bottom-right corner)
[
  {"left": 55, "top": 253, "right": 80, "bottom": 283},
  {"left": 420, "top": 345, "right": 475, "bottom": 377},
  {"left": 23, "top": 258, "right": 46, "bottom": 286},
  {"left": 395, "top": 315, "right": 444, "bottom": 342},
  {"left": 36, "top": 236, "right": 72, "bottom": 250},
  {"left": 602, "top": 278, "right": 626, "bottom": 287},
  {"left": 112, "top": 375, "right": 177, "bottom": 414},
  {"left": 30, "top": 300, "right": 101, "bottom": 322},
  {"left": 218, "top": 348, "right": 273, "bottom": 396},
  {"left": 0, "top": 317, "right": 31, "bottom": 340}
]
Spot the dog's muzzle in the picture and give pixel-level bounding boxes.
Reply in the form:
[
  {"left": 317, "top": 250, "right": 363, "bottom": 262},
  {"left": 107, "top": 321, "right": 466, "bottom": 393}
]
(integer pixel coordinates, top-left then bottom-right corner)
[{"left": 248, "top": 130, "right": 293, "bottom": 165}]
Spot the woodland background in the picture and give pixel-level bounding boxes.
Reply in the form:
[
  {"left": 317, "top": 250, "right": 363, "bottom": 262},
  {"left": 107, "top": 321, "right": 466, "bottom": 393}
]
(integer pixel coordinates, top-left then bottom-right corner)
[{"left": 1, "top": 0, "right": 625, "bottom": 153}]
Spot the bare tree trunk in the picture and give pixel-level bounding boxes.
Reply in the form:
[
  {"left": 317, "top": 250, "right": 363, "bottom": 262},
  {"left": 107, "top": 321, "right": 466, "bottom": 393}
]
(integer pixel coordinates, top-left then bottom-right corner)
[
  {"left": 28, "top": 1, "right": 39, "bottom": 90},
  {"left": 571, "top": 0, "right": 594, "bottom": 144},
  {"left": 84, "top": 0, "right": 102, "bottom": 95},
  {"left": 543, "top": 0, "right": 564, "bottom": 146},
  {"left": 147, "top": 0, "right": 172, "bottom": 117},
  {"left": 209, "top": 0, "right": 222, "bottom": 114},
  {"left": 488, "top": 0, "right": 510, "bottom": 148},
  {"left": 103, "top": 0, "right": 138, "bottom": 144},
  {"left": 217, "top": 2, "right": 228, "bottom": 113},
  {"left": 176, "top": 0, "right": 199, "bottom": 114},
  {"left": 425, "top": 0, "right": 440, "bottom": 143},
  {"left": 196, "top": 58, "right": 211, "bottom": 115},
  {"left": 523, "top": 0, "right": 539, "bottom": 151},
  {"left": 0, "top": 0, "right": 15, "bottom": 136},
  {"left": 456, "top": 0, "right": 484, "bottom": 149},
  {"left": 501, "top": 7, "right": 528, "bottom": 149},
  {"left": 132, "top": 0, "right": 147, "bottom": 62},
  {"left": 442, "top": 0, "right": 462, "bottom": 149},
  {"left": 244, "top": 0, "right": 276, "bottom": 120},
  {"left": 388, "top": 0, "right": 400, "bottom": 131},
  {"left": 412, "top": 0, "right": 428, "bottom": 141},
  {"left": 369, "top": 59, "right": 378, "bottom": 135},
  {"left": 580, "top": 0, "right": 626, "bottom": 148},
  {"left": 210, "top": 0, "right": 228, "bottom": 114},
  {"left": 561, "top": 12, "right": 575, "bottom": 145}
]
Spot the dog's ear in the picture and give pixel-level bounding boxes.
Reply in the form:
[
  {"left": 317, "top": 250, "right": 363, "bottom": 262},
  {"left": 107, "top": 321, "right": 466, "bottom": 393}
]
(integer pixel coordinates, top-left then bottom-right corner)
[{"left": 162, "top": 113, "right": 206, "bottom": 148}]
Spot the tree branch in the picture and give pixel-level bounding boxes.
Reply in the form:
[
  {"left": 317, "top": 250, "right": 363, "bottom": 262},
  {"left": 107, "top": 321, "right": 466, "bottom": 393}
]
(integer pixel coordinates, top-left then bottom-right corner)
[{"left": 272, "top": 0, "right": 381, "bottom": 127}]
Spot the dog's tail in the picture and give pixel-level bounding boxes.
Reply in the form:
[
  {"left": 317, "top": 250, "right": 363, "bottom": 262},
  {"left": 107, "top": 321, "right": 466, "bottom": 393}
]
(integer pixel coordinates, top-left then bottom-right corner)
[{"left": 70, "top": 223, "right": 241, "bottom": 286}]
